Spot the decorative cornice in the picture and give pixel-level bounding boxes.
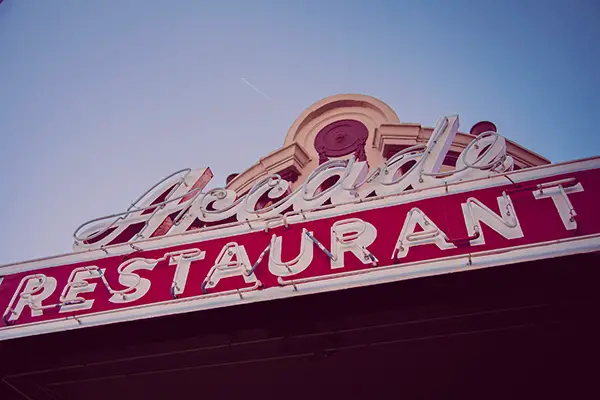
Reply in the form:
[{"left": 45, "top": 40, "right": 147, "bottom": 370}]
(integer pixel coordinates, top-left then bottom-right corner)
[{"left": 226, "top": 142, "right": 311, "bottom": 194}]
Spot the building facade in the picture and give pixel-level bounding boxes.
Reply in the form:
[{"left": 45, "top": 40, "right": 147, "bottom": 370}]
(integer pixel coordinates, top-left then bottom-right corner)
[{"left": 0, "top": 94, "right": 597, "bottom": 400}]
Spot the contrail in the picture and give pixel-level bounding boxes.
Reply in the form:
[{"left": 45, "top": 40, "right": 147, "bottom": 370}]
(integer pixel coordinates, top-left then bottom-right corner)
[{"left": 241, "top": 78, "right": 272, "bottom": 101}]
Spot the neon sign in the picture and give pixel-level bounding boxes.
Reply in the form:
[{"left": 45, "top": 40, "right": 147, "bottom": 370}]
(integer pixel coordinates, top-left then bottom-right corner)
[
  {"left": 73, "top": 116, "right": 514, "bottom": 251},
  {"left": 0, "top": 115, "right": 599, "bottom": 341}
]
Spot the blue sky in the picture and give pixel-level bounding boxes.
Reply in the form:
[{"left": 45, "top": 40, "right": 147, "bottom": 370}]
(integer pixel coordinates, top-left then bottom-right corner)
[{"left": 0, "top": 0, "right": 599, "bottom": 264}]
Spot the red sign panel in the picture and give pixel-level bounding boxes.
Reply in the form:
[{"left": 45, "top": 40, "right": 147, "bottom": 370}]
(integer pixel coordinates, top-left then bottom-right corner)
[{"left": 1, "top": 164, "right": 599, "bottom": 340}]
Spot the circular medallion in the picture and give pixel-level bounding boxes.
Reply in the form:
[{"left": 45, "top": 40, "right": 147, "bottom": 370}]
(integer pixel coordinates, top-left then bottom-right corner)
[{"left": 314, "top": 120, "right": 368, "bottom": 163}]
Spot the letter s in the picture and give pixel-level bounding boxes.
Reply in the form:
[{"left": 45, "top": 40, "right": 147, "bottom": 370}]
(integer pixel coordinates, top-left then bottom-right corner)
[{"left": 109, "top": 258, "right": 158, "bottom": 303}]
